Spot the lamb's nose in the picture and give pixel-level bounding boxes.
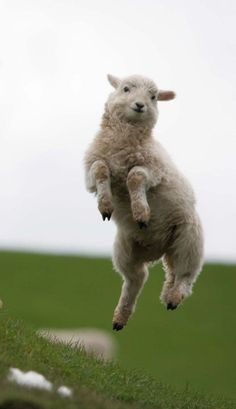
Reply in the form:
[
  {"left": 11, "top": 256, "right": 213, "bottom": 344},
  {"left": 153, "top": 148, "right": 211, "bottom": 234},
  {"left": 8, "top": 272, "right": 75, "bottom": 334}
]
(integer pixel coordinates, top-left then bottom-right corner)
[{"left": 135, "top": 102, "right": 144, "bottom": 109}]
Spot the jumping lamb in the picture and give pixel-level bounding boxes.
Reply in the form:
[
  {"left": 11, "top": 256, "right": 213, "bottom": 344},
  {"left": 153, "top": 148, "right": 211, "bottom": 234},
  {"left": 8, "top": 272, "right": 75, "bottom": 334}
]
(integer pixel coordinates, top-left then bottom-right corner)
[{"left": 84, "top": 74, "right": 204, "bottom": 331}]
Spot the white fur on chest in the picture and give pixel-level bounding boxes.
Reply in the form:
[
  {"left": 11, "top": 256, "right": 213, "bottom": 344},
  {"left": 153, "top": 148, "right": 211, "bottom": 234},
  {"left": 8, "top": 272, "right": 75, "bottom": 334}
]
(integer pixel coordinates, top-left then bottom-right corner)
[{"left": 108, "top": 146, "right": 146, "bottom": 179}]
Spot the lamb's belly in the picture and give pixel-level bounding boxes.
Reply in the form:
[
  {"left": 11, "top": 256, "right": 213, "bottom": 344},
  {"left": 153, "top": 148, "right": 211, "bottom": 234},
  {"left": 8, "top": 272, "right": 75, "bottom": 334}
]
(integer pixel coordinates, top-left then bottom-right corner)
[
  {"left": 111, "top": 189, "right": 192, "bottom": 248},
  {"left": 112, "top": 193, "right": 169, "bottom": 244},
  {"left": 110, "top": 169, "right": 129, "bottom": 197}
]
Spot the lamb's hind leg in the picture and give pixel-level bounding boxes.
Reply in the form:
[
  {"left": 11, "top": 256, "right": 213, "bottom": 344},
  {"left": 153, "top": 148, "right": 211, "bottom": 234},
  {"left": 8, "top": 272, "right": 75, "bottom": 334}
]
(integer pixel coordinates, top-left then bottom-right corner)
[
  {"left": 160, "top": 222, "right": 204, "bottom": 310},
  {"left": 112, "top": 233, "right": 149, "bottom": 331}
]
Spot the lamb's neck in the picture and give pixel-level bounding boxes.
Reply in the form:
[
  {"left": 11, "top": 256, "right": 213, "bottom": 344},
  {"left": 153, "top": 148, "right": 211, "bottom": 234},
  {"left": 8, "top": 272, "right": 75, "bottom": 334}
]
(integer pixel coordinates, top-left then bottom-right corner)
[{"left": 101, "top": 111, "right": 153, "bottom": 145}]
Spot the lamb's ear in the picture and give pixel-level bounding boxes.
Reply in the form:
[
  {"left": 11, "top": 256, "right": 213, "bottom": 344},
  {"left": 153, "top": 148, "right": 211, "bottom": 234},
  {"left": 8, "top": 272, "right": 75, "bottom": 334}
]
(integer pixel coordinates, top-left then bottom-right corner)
[
  {"left": 157, "top": 90, "right": 176, "bottom": 101},
  {"left": 107, "top": 74, "right": 121, "bottom": 89}
]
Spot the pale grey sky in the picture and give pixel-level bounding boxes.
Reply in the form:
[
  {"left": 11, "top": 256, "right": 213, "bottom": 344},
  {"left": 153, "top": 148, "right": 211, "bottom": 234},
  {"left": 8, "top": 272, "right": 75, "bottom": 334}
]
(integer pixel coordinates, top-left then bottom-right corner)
[{"left": 0, "top": 0, "right": 235, "bottom": 261}]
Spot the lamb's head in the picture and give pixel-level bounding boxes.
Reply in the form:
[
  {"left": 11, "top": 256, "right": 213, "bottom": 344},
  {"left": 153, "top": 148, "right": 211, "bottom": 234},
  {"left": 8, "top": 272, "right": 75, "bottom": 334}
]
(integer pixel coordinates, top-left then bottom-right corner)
[{"left": 106, "top": 74, "right": 175, "bottom": 128}]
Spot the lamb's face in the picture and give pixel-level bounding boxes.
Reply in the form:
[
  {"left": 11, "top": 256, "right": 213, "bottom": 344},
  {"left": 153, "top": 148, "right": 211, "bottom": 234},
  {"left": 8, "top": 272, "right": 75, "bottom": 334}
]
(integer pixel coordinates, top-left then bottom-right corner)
[{"left": 106, "top": 74, "right": 175, "bottom": 128}]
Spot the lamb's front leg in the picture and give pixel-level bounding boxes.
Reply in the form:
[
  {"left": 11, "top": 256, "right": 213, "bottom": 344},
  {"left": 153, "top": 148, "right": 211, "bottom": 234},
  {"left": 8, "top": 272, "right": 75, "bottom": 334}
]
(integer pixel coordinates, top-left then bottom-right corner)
[
  {"left": 89, "top": 160, "right": 114, "bottom": 220},
  {"left": 127, "top": 166, "right": 151, "bottom": 228}
]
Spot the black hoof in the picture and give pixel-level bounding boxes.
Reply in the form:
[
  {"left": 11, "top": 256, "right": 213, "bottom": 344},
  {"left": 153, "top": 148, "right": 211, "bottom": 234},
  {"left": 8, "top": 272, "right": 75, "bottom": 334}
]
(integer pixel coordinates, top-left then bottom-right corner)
[
  {"left": 167, "top": 302, "right": 177, "bottom": 310},
  {"left": 112, "top": 322, "right": 124, "bottom": 331},
  {"left": 102, "top": 213, "right": 111, "bottom": 221},
  {"left": 138, "top": 221, "right": 148, "bottom": 229}
]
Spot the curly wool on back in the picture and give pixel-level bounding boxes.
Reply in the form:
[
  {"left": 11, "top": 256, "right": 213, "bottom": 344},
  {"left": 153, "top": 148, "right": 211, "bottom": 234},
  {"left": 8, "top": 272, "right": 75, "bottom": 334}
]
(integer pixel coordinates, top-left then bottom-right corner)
[{"left": 84, "top": 74, "right": 204, "bottom": 331}]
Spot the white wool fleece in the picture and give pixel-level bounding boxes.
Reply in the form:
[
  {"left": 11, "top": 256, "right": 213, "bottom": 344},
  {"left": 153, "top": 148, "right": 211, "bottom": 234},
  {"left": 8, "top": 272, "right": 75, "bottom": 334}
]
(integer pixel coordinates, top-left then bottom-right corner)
[{"left": 84, "top": 74, "right": 204, "bottom": 331}]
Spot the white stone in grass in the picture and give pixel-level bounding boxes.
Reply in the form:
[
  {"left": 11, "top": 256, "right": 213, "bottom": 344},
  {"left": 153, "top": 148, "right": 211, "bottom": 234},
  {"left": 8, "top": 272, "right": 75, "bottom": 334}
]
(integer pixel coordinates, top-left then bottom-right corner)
[
  {"left": 38, "top": 328, "right": 117, "bottom": 361},
  {"left": 0, "top": 299, "right": 3, "bottom": 309},
  {"left": 57, "top": 385, "right": 73, "bottom": 397},
  {"left": 8, "top": 368, "right": 53, "bottom": 391}
]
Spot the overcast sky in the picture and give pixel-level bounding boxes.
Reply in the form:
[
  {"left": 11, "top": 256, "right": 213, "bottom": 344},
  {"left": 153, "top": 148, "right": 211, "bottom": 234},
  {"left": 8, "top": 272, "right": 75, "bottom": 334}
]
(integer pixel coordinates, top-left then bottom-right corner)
[{"left": 0, "top": 0, "right": 235, "bottom": 261}]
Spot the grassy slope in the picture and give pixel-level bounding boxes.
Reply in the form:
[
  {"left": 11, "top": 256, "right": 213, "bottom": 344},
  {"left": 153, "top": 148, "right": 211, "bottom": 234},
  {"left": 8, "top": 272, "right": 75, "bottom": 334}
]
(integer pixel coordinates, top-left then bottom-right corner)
[
  {"left": 0, "top": 251, "right": 236, "bottom": 399},
  {"left": 0, "top": 315, "right": 235, "bottom": 409}
]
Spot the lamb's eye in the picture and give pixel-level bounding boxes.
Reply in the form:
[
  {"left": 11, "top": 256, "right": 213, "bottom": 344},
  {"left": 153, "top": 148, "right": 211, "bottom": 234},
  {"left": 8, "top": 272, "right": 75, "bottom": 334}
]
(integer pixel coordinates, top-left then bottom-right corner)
[
  {"left": 151, "top": 95, "right": 156, "bottom": 100},
  {"left": 123, "top": 86, "right": 130, "bottom": 93}
]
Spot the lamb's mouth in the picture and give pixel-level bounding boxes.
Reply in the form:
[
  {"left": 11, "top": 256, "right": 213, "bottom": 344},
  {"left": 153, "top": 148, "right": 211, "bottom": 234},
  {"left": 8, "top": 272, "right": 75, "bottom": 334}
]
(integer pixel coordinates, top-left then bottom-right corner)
[{"left": 132, "top": 107, "right": 144, "bottom": 113}]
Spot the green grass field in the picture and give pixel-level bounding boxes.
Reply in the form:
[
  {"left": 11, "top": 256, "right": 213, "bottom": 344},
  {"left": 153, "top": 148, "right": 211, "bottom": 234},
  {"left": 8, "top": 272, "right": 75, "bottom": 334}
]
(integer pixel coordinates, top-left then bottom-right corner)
[
  {"left": 0, "top": 316, "right": 235, "bottom": 409},
  {"left": 0, "top": 251, "right": 236, "bottom": 401}
]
